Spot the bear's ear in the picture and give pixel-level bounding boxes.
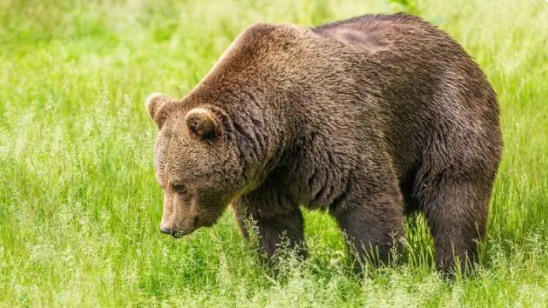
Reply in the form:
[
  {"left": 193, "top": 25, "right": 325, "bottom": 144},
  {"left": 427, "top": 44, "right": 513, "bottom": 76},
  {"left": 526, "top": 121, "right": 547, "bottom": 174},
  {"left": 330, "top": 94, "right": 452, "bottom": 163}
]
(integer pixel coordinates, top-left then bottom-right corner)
[
  {"left": 185, "top": 108, "right": 220, "bottom": 140},
  {"left": 145, "top": 93, "right": 172, "bottom": 123}
]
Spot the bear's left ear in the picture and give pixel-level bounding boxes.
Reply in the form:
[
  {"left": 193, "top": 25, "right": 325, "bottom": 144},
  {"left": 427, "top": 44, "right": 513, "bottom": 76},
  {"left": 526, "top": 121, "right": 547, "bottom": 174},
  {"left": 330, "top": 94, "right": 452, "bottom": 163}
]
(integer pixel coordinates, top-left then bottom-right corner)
[
  {"left": 185, "top": 108, "right": 220, "bottom": 140},
  {"left": 145, "top": 92, "right": 172, "bottom": 120}
]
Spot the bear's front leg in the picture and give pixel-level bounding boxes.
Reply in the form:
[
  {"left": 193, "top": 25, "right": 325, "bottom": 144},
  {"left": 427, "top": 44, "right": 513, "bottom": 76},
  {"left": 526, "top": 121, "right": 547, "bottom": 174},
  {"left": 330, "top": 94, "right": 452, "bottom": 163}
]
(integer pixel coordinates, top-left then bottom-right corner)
[
  {"left": 332, "top": 201, "right": 403, "bottom": 270},
  {"left": 255, "top": 207, "right": 305, "bottom": 258},
  {"left": 233, "top": 182, "right": 306, "bottom": 259},
  {"left": 329, "top": 169, "right": 404, "bottom": 271}
]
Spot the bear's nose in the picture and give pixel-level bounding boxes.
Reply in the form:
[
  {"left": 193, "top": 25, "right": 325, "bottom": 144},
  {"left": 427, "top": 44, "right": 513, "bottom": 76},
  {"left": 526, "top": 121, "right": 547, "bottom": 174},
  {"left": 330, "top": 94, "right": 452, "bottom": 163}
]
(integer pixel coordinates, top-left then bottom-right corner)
[
  {"left": 160, "top": 226, "right": 185, "bottom": 238},
  {"left": 159, "top": 226, "right": 173, "bottom": 235}
]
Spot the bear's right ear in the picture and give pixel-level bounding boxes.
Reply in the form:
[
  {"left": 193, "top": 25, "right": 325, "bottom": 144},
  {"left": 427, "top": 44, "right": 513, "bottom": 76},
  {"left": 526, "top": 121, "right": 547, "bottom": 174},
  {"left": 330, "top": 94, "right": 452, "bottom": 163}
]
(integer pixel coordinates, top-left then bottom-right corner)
[
  {"left": 145, "top": 93, "right": 172, "bottom": 128},
  {"left": 185, "top": 108, "right": 221, "bottom": 140}
]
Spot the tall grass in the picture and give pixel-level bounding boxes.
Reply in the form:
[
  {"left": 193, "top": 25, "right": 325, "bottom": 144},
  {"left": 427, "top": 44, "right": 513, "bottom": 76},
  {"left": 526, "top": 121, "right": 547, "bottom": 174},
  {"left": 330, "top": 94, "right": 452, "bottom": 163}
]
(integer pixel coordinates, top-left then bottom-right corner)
[{"left": 1, "top": 0, "right": 547, "bottom": 307}]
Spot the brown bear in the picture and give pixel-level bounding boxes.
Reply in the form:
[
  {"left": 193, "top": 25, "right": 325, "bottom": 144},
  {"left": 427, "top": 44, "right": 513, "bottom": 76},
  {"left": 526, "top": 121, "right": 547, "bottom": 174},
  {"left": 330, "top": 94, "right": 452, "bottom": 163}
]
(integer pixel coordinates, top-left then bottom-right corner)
[{"left": 145, "top": 13, "right": 503, "bottom": 273}]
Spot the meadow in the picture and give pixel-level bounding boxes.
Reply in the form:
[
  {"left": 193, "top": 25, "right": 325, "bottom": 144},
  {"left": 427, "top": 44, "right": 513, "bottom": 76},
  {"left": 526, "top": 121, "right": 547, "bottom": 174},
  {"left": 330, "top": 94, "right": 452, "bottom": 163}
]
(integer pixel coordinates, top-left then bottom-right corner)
[{"left": 1, "top": 0, "right": 547, "bottom": 307}]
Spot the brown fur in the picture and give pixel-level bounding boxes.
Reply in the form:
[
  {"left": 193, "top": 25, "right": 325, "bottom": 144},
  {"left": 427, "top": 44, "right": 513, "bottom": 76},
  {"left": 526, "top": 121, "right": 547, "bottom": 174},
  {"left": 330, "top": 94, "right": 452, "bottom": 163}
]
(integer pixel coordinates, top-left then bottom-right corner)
[{"left": 145, "top": 13, "right": 503, "bottom": 273}]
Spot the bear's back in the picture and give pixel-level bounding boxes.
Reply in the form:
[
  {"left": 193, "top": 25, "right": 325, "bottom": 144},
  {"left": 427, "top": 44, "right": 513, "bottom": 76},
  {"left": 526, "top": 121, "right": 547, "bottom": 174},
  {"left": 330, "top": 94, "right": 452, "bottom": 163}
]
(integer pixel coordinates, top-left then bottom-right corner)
[
  {"left": 311, "top": 14, "right": 500, "bottom": 180},
  {"left": 313, "top": 13, "right": 450, "bottom": 52}
]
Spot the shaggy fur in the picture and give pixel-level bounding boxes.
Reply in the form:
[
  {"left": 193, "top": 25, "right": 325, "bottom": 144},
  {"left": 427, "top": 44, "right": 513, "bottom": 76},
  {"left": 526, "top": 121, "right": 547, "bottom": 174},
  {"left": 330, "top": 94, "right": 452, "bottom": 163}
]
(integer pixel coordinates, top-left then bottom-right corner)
[{"left": 145, "top": 13, "right": 503, "bottom": 273}]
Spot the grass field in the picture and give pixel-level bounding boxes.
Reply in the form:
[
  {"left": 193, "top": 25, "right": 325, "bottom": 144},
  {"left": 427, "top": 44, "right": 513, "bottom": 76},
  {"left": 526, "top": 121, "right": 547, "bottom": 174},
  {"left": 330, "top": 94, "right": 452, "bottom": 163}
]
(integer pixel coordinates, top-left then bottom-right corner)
[{"left": 1, "top": 0, "right": 548, "bottom": 307}]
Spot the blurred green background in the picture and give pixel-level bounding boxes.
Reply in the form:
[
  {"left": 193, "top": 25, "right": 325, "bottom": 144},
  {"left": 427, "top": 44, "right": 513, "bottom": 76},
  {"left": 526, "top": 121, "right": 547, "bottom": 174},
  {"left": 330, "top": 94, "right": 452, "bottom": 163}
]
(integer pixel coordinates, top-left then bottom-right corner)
[{"left": 1, "top": 0, "right": 547, "bottom": 307}]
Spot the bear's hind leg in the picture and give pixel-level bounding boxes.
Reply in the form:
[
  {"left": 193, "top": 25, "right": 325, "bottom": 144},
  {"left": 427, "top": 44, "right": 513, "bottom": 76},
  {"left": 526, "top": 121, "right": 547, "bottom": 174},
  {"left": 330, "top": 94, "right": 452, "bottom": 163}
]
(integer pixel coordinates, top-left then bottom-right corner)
[{"left": 420, "top": 176, "right": 491, "bottom": 274}]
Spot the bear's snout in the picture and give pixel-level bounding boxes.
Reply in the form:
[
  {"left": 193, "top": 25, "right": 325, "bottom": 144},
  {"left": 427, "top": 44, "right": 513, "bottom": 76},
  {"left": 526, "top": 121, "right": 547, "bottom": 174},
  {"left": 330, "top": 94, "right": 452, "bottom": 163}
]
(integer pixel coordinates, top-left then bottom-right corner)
[
  {"left": 159, "top": 226, "right": 189, "bottom": 238},
  {"left": 159, "top": 226, "right": 176, "bottom": 237}
]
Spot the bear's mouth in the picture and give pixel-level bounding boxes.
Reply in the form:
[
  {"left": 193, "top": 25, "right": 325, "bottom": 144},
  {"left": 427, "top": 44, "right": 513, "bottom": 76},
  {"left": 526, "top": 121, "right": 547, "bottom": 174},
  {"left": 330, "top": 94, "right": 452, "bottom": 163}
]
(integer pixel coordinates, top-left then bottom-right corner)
[
  {"left": 160, "top": 215, "right": 201, "bottom": 238},
  {"left": 159, "top": 226, "right": 196, "bottom": 238}
]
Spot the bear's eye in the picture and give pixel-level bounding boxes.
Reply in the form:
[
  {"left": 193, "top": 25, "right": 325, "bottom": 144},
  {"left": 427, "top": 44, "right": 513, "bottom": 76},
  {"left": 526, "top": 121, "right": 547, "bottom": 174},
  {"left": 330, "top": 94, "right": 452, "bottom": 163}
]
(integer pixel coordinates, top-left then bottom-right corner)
[{"left": 171, "top": 183, "right": 188, "bottom": 195}]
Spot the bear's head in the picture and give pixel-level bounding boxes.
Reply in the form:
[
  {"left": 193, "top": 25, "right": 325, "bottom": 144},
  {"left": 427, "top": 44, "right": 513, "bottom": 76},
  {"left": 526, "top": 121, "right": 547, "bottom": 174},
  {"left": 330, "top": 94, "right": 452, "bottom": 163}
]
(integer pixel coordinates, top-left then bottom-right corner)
[
  {"left": 144, "top": 22, "right": 319, "bottom": 237},
  {"left": 145, "top": 93, "right": 246, "bottom": 238}
]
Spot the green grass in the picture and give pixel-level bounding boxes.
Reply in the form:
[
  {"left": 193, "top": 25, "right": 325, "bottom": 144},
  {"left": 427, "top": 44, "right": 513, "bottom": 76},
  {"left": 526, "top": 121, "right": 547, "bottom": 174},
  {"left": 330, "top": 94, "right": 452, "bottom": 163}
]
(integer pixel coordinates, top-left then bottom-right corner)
[{"left": 1, "top": 0, "right": 547, "bottom": 306}]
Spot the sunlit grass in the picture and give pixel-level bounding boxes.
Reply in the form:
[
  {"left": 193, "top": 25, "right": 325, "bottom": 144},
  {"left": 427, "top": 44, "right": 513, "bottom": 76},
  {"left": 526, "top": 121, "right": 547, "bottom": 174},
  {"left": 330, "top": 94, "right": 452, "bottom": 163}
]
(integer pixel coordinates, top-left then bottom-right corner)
[{"left": 1, "top": 0, "right": 547, "bottom": 307}]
